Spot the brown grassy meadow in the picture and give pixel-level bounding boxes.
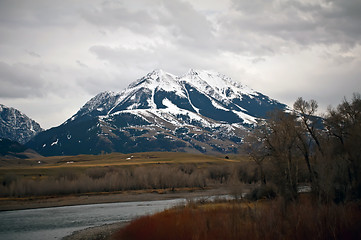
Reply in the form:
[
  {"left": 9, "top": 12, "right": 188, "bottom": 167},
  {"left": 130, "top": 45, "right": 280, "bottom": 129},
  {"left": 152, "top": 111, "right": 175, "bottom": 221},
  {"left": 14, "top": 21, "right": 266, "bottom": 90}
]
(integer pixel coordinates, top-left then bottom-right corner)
[{"left": 114, "top": 196, "right": 361, "bottom": 240}]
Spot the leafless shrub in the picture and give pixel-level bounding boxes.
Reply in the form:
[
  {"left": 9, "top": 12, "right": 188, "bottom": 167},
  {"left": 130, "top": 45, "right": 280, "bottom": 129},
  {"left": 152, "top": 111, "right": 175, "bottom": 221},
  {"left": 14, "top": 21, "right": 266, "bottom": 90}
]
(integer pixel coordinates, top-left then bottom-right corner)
[
  {"left": 208, "top": 165, "right": 231, "bottom": 184},
  {"left": 1, "top": 174, "right": 18, "bottom": 187},
  {"left": 55, "top": 169, "right": 79, "bottom": 181},
  {"left": 85, "top": 167, "right": 108, "bottom": 179},
  {"left": 0, "top": 164, "right": 212, "bottom": 197}
]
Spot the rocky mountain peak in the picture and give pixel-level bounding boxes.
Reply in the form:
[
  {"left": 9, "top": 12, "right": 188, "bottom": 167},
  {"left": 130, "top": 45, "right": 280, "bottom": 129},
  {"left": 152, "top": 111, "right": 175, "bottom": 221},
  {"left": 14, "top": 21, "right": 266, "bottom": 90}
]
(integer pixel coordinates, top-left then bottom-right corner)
[
  {"left": 27, "top": 69, "right": 288, "bottom": 156},
  {"left": 0, "top": 104, "right": 43, "bottom": 144}
]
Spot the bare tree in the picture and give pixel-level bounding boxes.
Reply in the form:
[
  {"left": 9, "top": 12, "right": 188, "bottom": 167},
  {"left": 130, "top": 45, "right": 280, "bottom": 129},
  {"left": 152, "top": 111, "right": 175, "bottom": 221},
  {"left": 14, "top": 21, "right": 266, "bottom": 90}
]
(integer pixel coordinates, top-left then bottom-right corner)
[
  {"left": 243, "top": 127, "right": 269, "bottom": 184},
  {"left": 294, "top": 97, "right": 323, "bottom": 154},
  {"left": 245, "top": 110, "right": 301, "bottom": 201},
  {"left": 324, "top": 93, "right": 361, "bottom": 200},
  {"left": 244, "top": 93, "right": 361, "bottom": 203},
  {"left": 293, "top": 97, "right": 324, "bottom": 194}
]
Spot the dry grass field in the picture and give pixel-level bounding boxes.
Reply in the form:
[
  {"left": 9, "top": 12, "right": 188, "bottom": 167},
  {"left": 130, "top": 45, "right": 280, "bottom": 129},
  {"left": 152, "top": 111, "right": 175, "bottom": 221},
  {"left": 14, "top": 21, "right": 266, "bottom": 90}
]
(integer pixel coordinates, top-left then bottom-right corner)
[
  {"left": 0, "top": 152, "right": 243, "bottom": 175},
  {"left": 114, "top": 196, "right": 361, "bottom": 240},
  {"left": 0, "top": 152, "right": 251, "bottom": 200}
]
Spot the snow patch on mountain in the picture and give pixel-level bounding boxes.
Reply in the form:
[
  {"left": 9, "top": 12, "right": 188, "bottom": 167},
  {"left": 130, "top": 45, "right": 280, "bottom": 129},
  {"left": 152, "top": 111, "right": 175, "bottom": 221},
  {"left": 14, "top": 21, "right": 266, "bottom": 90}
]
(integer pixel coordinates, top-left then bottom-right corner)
[
  {"left": 181, "top": 69, "right": 257, "bottom": 101},
  {"left": 210, "top": 99, "right": 229, "bottom": 112},
  {"left": 162, "top": 98, "right": 178, "bottom": 111},
  {"left": 51, "top": 139, "right": 59, "bottom": 146},
  {"left": 234, "top": 111, "right": 258, "bottom": 125}
]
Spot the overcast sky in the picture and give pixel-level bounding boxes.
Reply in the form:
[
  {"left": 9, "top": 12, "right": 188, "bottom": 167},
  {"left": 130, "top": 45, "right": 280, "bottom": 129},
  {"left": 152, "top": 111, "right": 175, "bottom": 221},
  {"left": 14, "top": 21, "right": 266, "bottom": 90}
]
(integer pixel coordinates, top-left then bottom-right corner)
[{"left": 1, "top": 0, "right": 360, "bottom": 129}]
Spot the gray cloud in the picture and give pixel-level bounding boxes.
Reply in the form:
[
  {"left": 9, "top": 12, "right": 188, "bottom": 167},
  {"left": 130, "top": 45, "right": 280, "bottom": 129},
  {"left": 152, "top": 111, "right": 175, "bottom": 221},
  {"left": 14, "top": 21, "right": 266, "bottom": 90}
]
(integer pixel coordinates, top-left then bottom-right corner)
[
  {"left": 76, "top": 60, "right": 88, "bottom": 68},
  {"left": 0, "top": 61, "right": 91, "bottom": 100},
  {"left": 160, "top": 0, "right": 216, "bottom": 49},
  {"left": 0, "top": 62, "right": 46, "bottom": 98},
  {"left": 81, "top": 1, "right": 159, "bottom": 34},
  {"left": 0, "top": 0, "right": 82, "bottom": 28},
  {"left": 89, "top": 42, "right": 222, "bottom": 79},
  {"left": 0, "top": 0, "right": 360, "bottom": 128},
  {"left": 25, "top": 50, "right": 41, "bottom": 58},
  {"left": 218, "top": 0, "right": 361, "bottom": 55},
  {"left": 90, "top": 45, "right": 153, "bottom": 66},
  {"left": 80, "top": 0, "right": 216, "bottom": 53}
]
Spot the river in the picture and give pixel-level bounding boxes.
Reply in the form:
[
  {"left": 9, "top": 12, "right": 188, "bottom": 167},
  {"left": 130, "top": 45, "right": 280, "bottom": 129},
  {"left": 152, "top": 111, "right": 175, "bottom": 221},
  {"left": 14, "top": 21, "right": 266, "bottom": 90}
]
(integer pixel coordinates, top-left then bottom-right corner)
[{"left": 0, "top": 198, "right": 186, "bottom": 240}]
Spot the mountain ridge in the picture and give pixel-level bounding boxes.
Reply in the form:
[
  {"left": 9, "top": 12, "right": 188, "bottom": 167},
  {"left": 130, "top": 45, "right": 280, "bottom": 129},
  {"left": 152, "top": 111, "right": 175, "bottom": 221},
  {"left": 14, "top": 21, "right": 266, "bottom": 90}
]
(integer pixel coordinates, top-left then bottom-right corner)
[
  {"left": 69, "top": 69, "right": 274, "bottom": 124},
  {"left": 27, "top": 69, "right": 288, "bottom": 156}
]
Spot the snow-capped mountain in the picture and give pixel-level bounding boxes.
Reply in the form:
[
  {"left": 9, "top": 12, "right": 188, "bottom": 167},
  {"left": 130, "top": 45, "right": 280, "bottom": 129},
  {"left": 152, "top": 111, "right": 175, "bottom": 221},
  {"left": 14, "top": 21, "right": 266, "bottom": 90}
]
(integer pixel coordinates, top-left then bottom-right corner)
[
  {"left": 27, "top": 69, "right": 287, "bottom": 156},
  {"left": 0, "top": 104, "right": 43, "bottom": 144}
]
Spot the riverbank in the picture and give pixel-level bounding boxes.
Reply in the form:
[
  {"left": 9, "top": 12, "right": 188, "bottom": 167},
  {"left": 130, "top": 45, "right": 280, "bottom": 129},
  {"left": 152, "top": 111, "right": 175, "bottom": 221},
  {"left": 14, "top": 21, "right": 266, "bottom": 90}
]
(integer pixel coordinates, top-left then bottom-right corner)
[
  {"left": 62, "top": 222, "right": 129, "bottom": 240},
  {"left": 0, "top": 187, "right": 235, "bottom": 211}
]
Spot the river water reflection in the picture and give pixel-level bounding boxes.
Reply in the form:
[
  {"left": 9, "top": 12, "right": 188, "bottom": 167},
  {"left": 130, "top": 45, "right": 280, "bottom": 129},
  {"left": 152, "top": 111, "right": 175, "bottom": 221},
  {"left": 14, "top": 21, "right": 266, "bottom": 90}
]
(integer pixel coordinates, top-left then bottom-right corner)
[{"left": 0, "top": 198, "right": 186, "bottom": 240}]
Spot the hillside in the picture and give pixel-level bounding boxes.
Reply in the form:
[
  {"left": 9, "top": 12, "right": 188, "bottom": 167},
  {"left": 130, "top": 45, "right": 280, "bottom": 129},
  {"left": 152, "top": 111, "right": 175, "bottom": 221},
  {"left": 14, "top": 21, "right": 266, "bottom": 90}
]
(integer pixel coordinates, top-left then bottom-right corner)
[{"left": 0, "top": 138, "right": 41, "bottom": 160}]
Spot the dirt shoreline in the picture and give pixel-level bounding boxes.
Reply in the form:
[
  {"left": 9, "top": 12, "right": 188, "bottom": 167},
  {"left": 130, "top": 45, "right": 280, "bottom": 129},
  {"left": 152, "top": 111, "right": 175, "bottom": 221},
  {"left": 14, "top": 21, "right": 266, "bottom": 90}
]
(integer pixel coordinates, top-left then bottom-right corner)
[
  {"left": 62, "top": 222, "right": 129, "bottom": 240},
  {"left": 0, "top": 187, "right": 233, "bottom": 211}
]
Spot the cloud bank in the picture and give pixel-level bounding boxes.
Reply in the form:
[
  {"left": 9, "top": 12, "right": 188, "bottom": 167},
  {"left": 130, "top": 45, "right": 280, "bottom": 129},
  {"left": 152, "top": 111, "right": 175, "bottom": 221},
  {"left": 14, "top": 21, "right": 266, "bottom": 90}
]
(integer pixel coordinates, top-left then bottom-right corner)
[{"left": 0, "top": 0, "right": 360, "bottom": 129}]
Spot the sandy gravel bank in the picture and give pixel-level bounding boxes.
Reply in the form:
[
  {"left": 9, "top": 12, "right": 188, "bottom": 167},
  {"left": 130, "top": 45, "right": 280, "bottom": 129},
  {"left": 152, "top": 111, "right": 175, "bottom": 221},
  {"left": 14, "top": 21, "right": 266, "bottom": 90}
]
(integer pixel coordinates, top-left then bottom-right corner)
[
  {"left": 62, "top": 222, "right": 128, "bottom": 240},
  {"left": 0, "top": 187, "right": 233, "bottom": 211}
]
